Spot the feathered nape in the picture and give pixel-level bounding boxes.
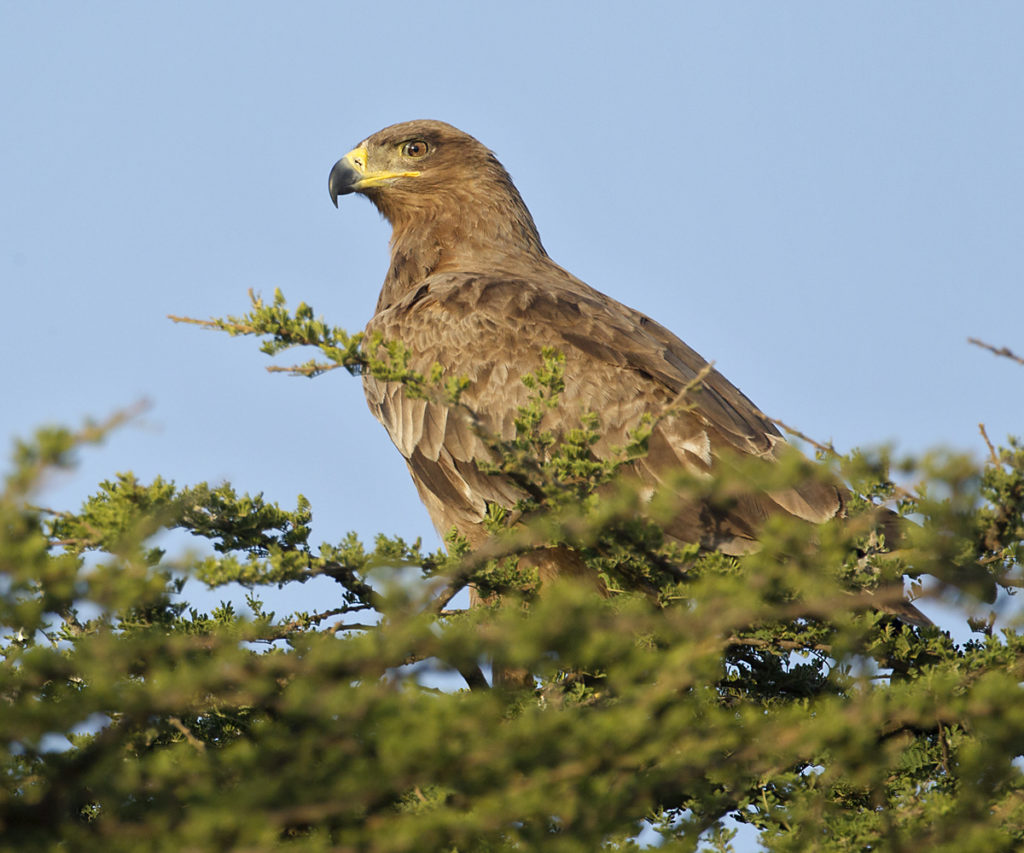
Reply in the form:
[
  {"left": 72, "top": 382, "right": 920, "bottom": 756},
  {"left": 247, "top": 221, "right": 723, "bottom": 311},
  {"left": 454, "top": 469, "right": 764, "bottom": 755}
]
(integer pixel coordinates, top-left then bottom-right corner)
[{"left": 369, "top": 146, "right": 548, "bottom": 311}]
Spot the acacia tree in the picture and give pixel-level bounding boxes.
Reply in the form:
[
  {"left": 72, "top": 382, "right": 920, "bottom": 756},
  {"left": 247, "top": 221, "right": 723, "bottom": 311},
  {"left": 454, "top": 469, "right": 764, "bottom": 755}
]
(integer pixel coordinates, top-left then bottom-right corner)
[{"left": 1, "top": 291, "right": 1023, "bottom": 852}]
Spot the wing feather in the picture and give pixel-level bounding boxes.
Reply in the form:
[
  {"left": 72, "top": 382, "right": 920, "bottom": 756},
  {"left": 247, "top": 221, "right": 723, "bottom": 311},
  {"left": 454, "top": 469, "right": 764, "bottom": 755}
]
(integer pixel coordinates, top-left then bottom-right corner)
[{"left": 363, "top": 269, "right": 842, "bottom": 548}]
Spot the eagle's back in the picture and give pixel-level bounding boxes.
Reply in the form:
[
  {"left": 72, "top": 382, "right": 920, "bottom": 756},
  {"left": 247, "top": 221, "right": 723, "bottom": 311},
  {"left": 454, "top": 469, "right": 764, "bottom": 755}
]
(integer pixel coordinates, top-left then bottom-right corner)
[{"left": 364, "top": 267, "right": 843, "bottom": 553}]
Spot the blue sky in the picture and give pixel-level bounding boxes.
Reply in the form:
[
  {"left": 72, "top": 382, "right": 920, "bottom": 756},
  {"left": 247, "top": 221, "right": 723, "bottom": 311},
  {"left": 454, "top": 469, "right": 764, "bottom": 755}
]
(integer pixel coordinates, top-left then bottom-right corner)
[
  {"left": 4, "top": 0, "right": 1024, "bottom": 598},
  {"left": 5, "top": 3, "right": 1022, "bottom": 544},
  {"left": 3, "top": 3, "right": 1023, "bottom": 847},
  {"left": 4, "top": 5, "right": 1023, "bottom": 584}
]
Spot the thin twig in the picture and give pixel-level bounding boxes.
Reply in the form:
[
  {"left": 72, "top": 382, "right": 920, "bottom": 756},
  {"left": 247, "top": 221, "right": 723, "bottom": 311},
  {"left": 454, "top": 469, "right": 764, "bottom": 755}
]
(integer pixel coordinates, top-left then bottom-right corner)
[
  {"left": 26, "top": 504, "right": 73, "bottom": 518},
  {"left": 261, "top": 609, "right": 377, "bottom": 641},
  {"left": 330, "top": 622, "right": 376, "bottom": 634},
  {"left": 665, "top": 361, "right": 717, "bottom": 413},
  {"left": 273, "top": 606, "right": 356, "bottom": 635},
  {"left": 319, "top": 562, "right": 387, "bottom": 611},
  {"left": 937, "top": 723, "right": 952, "bottom": 775},
  {"left": 727, "top": 636, "right": 833, "bottom": 654},
  {"left": 968, "top": 337, "right": 1024, "bottom": 365},
  {"left": 266, "top": 362, "right": 346, "bottom": 376},
  {"left": 758, "top": 410, "right": 926, "bottom": 504},
  {"left": 168, "top": 716, "right": 206, "bottom": 752},
  {"left": 978, "top": 423, "right": 1000, "bottom": 466},
  {"left": 168, "top": 314, "right": 260, "bottom": 334},
  {"left": 759, "top": 413, "right": 837, "bottom": 458}
]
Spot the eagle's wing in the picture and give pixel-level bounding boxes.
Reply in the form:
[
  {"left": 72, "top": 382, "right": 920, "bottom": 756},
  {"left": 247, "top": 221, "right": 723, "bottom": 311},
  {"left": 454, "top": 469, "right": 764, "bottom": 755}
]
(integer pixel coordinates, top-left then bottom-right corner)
[{"left": 364, "top": 271, "right": 842, "bottom": 551}]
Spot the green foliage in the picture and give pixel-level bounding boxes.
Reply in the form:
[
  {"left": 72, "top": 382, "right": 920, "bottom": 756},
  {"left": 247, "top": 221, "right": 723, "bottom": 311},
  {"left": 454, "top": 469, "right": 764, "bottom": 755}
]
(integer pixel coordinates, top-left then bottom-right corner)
[{"left": 1, "top": 294, "right": 1021, "bottom": 850}]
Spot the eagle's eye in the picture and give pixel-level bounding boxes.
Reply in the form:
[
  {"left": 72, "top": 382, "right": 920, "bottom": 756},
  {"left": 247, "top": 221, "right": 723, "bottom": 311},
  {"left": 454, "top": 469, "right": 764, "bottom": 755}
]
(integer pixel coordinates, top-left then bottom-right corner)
[{"left": 401, "top": 140, "right": 429, "bottom": 159}]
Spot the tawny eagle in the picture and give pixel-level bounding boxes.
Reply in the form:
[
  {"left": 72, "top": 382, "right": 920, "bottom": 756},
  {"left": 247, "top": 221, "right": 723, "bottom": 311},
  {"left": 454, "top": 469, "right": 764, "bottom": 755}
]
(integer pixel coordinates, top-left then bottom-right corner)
[{"left": 328, "top": 120, "right": 864, "bottom": 595}]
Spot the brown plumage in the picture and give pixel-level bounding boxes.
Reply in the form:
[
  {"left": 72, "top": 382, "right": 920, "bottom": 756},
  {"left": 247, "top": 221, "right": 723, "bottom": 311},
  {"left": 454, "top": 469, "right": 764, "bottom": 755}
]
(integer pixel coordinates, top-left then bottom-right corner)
[
  {"left": 330, "top": 120, "right": 847, "bottom": 567},
  {"left": 327, "top": 120, "right": 942, "bottom": 666}
]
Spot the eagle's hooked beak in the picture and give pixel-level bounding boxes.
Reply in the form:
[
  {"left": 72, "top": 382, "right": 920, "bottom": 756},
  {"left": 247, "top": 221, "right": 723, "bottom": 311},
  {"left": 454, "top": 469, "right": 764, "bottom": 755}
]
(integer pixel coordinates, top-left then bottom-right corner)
[
  {"left": 328, "top": 147, "right": 367, "bottom": 207},
  {"left": 329, "top": 145, "right": 421, "bottom": 207}
]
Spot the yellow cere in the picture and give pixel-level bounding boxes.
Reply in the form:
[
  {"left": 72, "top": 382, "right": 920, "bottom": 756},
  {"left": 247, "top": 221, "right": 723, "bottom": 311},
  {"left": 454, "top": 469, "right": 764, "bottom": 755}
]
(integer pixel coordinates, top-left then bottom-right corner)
[
  {"left": 344, "top": 146, "right": 369, "bottom": 174},
  {"left": 342, "top": 145, "right": 420, "bottom": 188}
]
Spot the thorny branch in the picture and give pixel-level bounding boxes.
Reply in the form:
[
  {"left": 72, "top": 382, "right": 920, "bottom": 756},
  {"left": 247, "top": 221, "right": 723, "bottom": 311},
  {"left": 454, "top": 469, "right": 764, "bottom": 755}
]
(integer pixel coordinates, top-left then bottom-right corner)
[
  {"left": 968, "top": 337, "right": 1024, "bottom": 366},
  {"left": 979, "top": 423, "right": 1000, "bottom": 466}
]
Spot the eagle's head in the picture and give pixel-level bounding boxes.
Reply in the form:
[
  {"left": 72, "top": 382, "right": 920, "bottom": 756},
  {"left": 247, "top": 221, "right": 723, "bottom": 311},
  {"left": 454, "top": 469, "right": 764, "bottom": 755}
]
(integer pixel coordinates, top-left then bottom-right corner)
[{"left": 329, "top": 120, "right": 544, "bottom": 256}]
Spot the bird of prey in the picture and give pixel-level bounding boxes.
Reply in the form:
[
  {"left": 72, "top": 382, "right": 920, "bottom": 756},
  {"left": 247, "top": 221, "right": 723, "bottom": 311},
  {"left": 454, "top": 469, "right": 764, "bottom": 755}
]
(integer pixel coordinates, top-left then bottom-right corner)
[{"left": 328, "top": 120, "right": 861, "bottom": 599}]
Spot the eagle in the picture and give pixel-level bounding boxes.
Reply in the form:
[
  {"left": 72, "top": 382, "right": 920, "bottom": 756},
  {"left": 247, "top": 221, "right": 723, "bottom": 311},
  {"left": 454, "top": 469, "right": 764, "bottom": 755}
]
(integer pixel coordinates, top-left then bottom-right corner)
[{"left": 328, "top": 120, "right": 917, "bottom": 639}]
